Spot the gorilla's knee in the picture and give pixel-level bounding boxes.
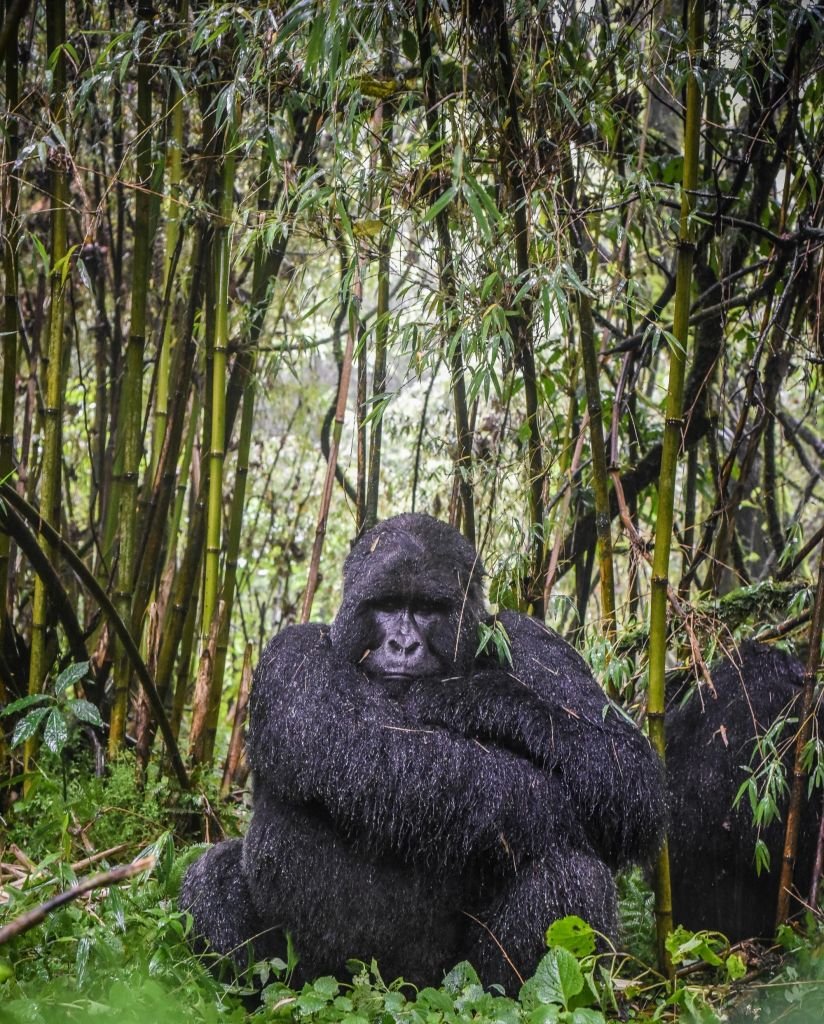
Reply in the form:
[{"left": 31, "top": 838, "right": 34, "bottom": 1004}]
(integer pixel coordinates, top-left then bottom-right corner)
[
  {"left": 465, "top": 847, "right": 618, "bottom": 994},
  {"left": 180, "top": 838, "right": 285, "bottom": 974}
]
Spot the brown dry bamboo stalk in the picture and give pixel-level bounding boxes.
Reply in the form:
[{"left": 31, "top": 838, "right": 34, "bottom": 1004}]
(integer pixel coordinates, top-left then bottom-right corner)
[
  {"left": 776, "top": 540, "right": 824, "bottom": 928},
  {"left": 220, "top": 642, "right": 252, "bottom": 797},
  {"left": 300, "top": 265, "right": 359, "bottom": 623},
  {"left": 0, "top": 857, "right": 154, "bottom": 945}
]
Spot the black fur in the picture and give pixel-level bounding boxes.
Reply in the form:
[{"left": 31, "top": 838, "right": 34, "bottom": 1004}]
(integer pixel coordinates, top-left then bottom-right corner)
[
  {"left": 181, "top": 514, "right": 666, "bottom": 992},
  {"left": 666, "top": 641, "right": 820, "bottom": 940}
]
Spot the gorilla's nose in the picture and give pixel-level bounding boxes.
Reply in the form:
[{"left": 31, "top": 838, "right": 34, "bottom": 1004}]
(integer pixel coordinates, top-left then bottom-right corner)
[{"left": 389, "top": 637, "right": 421, "bottom": 656}]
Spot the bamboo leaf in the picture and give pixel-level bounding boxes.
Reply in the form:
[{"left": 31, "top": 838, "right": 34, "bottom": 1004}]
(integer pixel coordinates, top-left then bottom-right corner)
[{"left": 422, "top": 185, "right": 457, "bottom": 223}]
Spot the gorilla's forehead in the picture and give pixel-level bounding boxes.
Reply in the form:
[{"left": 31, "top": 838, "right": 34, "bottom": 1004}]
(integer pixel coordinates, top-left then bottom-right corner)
[
  {"left": 350, "top": 546, "right": 472, "bottom": 603},
  {"left": 339, "top": 514, "right": 485, "bottom": 610}
]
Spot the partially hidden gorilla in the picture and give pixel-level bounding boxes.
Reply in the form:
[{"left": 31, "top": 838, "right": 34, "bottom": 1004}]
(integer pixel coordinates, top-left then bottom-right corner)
[
  {"left": 666, "top": 641, "right": 821, "bottom": 941},
  {"left": 181, "top": 514, "right": 666, "bottom": 992}
]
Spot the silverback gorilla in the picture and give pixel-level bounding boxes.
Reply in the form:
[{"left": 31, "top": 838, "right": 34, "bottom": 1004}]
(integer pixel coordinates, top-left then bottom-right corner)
[
  {"left": 666, "top": 641, "right": 820, "bottom": 941},
  {"left": 181, "top": 514, "right": 666, "bottom": 992}
]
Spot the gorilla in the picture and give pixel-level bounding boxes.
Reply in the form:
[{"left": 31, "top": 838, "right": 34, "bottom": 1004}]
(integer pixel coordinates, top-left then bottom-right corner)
[
  {"left": 181, "top": 513, "right": 666, "bottom": 992},
  {"left": 666, "top": 641, "right": 820, "bottom": 941}
]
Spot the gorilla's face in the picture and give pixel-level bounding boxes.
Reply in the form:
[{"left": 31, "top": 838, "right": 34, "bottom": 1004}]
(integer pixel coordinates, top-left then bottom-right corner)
[
  {"left": 361, "top": 595, "right": 452, "bottom": 682},
  {"left": 329, "top": 513, "right": 487, "bottom": 683}
]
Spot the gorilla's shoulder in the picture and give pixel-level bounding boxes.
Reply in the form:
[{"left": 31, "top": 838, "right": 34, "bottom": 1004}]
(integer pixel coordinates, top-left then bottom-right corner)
[
  {"left": 494, "top": 610, "right": 592, "bottom": 675},
  {"left": 256, "top": 623, "right": 333, "bottom": 675}
]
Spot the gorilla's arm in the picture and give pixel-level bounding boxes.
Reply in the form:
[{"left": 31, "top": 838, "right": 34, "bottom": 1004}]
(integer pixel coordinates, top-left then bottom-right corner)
[
  {"left": 247, "top": 623, "right": 582, "bottom": 873},
  {"left": 408, "top": 611, "right": 666, "bottom": 868}
]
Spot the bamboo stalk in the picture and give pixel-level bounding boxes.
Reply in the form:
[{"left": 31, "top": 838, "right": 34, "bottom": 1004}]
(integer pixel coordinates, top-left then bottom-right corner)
[
  {"left": 364, "top": 65, "right": 394, "bottom": 531},
  {"left": 561, "top": 148, "right": 617, "bottom": 641},
  {"left": 775, "top": 540, "right": 824, "bottom": 928},
  {"left": 201, "top": 110, "right": 238, "bottom": 656},
  {"left": 206, "top": 166, "right": 271, "bottom": 754},
  {"left": 491, "top": 0, "right": 545, "bottom": 610},
  {"left": 132, "top": 224, "right": 206, "bottom": 634},
  {"left": 26, "top": 0, "right": 69, "bottom": 778},
  {"left": 0, "top": 0, "right": 20, "bottom": 643},
  {"left": 414, "top": 0, "right": 475, "bottom": 546},
  {"left": 647, "top": 0, "right": 705, "bottom": 979},
  {"left": 220, "top": 641, "right": 252, "bottom": 797},
  {"left": 109, "top": 0, "right": 156, "bottom": 755},
  {"left": 301, "top": 274, "right": 358, "bottom": 623},
  {"left": 150, "top": 0, "right": 188, "bottom": 483}
]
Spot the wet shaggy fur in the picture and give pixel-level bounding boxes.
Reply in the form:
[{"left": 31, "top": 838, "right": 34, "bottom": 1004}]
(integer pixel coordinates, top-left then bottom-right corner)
[
  {"left": 666, "top": 642, "right": 820, "bottom": 941},
  {"left": 181, "top": 514, "right": 666, "bottom": 992}
]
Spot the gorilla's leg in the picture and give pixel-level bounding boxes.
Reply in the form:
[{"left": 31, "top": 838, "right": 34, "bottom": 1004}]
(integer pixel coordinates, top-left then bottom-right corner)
[
  {"left": 180, "top": 838, "right": 286, "bottom": 975},
  {"left": 243, "top": 793, "right": 465, "bottom": 987},
  {"left": 464, "top": 849, "right": 618, "bottom": 995}
]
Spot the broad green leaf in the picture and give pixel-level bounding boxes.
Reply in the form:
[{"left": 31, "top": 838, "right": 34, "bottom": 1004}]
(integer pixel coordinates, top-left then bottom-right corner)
[
  {"left": 43, "top": 708, "right": 70, "bottom": 755},
  {"left": 68, "top": 699, "right": 103, "bottom": 727},
  {"left": 11, "top": 707, "right": 51, "bottom": 746},
  {"left": 1, "top": 693, "right": 50, "bottom": 717},
  {"left": 56, "top": 660, "right": 90, "bottom": 692},
  {"left": 546, "top": 916, "right": 596, "bottom": 958},
  {"left": 531, "top": 948, "right": 584, "bottom": 1008}
]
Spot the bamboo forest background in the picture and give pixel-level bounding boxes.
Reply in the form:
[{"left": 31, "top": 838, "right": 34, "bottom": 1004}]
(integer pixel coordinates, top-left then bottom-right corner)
[{"left": 1, "top": 0, "right": 823, "bottom": 793}]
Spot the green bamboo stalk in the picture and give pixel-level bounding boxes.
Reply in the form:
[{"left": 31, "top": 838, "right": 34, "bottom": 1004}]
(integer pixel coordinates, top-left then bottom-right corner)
[
  {"left": 492, "top": 1, "right": 545, "bottom": 610},
  {"left": 364, "top": 80, "right": 394, "bottom": 531},
  {"left": 154, "top": 114, "right": 317, "bottom": 762},
  {"left": 206, "top": 169, "right": 272, "bottom": 757},
  {"left": 166, "top": 387, "right": 201, "bottom": 573},
  {"left": 200, "top": 111, "right": 238, "bottom": 652},
  {"left": 150, "top": 0, "right": 188, "bottom": 483},
  {"left": 0, "top": 0, "right": 20, "bottom": 641},
  {"left": 561, "top": 149, "right": 617, "bottom": 640},
  {"left": 26, "top": 0, "right": 69, "bottom": 773},
  {"left": 109, "top": 0, "right": 155, "bottom": 756},
  {"left": 132, "top": 224, "right": 206, "bottom": 634},
  {"left": 647, "top": 0, "right": 705, "bottom": 979},
  {"left": 414, "top": 0, "right": 475, "bottom": 545},
  {"left": 204, "top": 359, "right": 255, "bottom": 763}
]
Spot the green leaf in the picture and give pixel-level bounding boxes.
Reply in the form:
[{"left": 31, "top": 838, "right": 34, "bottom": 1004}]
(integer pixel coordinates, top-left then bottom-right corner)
[
  {"left": 68, "top": 699, "right": 103, "bottom": 727},
  {"left": 401, "top": 28, "right": 417, "bottom": 63},
  {"left": 43, "top": 708, "right": 70, "bottom": 755},
  {"left": 570, "top": 1010, "right": 606, "bottom": 1024},
  {"left": 530, "top": 949, "right": 584, "bottom": 1008},
  {"left": 463, "top": 183, "right": 490, "bottom": 241},
  {"left": 666, "top": 925, "right": 723, "bottom": 967},
  {"left": 422, "top": 184, "right": 457, "bottom": 223},
  {"left": 546, "top": 916, "right": 596, "bottom": 958},
  {"left": 1, "top": 693, "right": 50, "bottom": 717},
  {"left": 725, "top": 953, "right": 747, "bottom": 981},
  {"left": 11, "top": 707, "right": 50, "bottom": 746},
  {"left": 55, "top": 660, "right": 90, "bottom": 692}
]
